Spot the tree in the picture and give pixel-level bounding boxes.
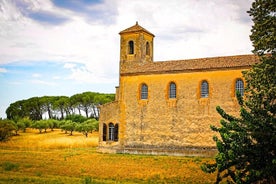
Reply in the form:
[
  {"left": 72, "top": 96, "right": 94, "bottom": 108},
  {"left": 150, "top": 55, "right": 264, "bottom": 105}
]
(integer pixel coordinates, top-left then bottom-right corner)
[
  {"left": 0, "top": 119, "right": 16, "bottom": 141},
  {"left": 76, "top": 119, "right": 98, "bottom": 137},
  {"left": 53, "top": 96, "right": 70, "bottom": 119},
  {"left": 80, "top": 92, "right": 94, "bottom": 118},
  {"left": 60, "top": 120, "right": 76, "bottom": 136},
  {"left": 6, "top": 100, "right": 28, "bottom": 120},
  {"left": 70, "top": 93, "right": 83, "bottom": 115},
  {"left": 40, "top": 96, "right": 55, "bottom": 119},
  {"left": 248, "top": 0, "right": 276, "bottom": 56},
  {"left": 13, "top": 121, "right": 24, "bottom": 135},
  {"left": 47, "top": 119, "right": 59, "bottom": 131},
  {"left": 202, "top": 1, "right": 276, "bottom": 183},
  {"left": 17, "top": 117, "right": 32, "bottom": 133},
  {"left": 6, "top": 92, "right": 115, "bottom": 121},
  {"left": 27, "top": 97, "right": 43, "bottom": 120},
  {"left": 65, "top": 114, "right": 87, "bottom": 123},
  {"left": 31, "top": 120, "right": 49, "bottom": 133}
]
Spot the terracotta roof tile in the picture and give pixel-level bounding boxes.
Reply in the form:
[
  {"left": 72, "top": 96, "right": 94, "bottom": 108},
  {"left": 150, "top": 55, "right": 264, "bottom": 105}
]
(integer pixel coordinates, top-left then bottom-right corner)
[
  {"left": 119, "top": 22, "right": 155, "bottom": 37},
  {"left": 121, "top": 54, "right": 259, "bottom": 75}
]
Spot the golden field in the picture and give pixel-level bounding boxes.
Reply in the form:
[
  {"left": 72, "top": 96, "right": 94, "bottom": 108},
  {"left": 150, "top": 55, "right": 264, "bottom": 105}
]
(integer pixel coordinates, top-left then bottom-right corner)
[{"left": 0, "top": 129, "right": 216, "bottom": 183}]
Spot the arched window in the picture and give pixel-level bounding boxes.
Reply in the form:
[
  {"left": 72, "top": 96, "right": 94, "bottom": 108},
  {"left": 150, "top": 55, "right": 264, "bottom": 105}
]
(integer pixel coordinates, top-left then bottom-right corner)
[
  {"left": 141, "top": 83, "right": 148, "bottom": 100},
  {"left": 128, "top": 41, "right": 134, "bottom": 54},
  {"left": 114, "top": 124, "right": 119, "bottom": 142},
  {"left": 108, "top": 123, "right": 115, "bottom": 141},
  {"left": 169, "top": 82, "right": 176, "bottom": 98},
  {"left": 102, "top": 123, "right": 107, "bottom": 141},
  {"left": 146, "top": 42, "right": 150, "bottom": 55},
  {"left": 235, "top": 79, "right": 244, "bottom": 96},
  {"left": 201, "top": 81, "right": 209, "bottom": 98}
]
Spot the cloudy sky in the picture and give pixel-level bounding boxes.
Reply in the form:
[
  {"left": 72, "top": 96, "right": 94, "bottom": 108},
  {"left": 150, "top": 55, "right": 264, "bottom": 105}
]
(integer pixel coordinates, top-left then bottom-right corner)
[{"left": 0, "top": 0, "right": 254, "bottom": 118}]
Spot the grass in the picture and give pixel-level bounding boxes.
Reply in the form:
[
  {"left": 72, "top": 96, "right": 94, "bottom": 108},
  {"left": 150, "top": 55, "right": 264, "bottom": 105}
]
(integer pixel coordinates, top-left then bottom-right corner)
[{"left": 0, "top": 129, "right": 216, "bottom": 183}]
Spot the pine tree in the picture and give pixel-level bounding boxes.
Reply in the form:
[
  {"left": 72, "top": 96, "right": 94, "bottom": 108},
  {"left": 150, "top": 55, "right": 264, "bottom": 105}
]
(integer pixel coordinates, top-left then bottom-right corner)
[{"left": 201, "top": 0, "right": 276, "bottom": 183}]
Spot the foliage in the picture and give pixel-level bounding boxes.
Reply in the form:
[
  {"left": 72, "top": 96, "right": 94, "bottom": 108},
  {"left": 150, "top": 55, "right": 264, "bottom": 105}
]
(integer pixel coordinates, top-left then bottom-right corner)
[
  {"left": 12, "top": 117, "right": 32, "bottom": 135},
  {"left": 6, "top": 92, "right": 115, "bottom": 121},
  {"left": 49, "top": 119, "right": 59, "bottom": 130},
  {"left": 86, "top": 119, "right": 99, "bottom": 131},
  {"left": 248, "top": 0, "right": 276, "bottom": 56},
  {"left": 31, "top": 120, "right": 49, "bottom": 133},
  {"left": 13, "top": 121, "right": 24, "bottom": 135},
  {"left": 202, "top": 90, "right": 275, "bottom": 183},
  {"left": 202, "top": 1, "right": 276, "bottom": 183},
  {"left": 53, "top": 96, "right": 69, "bottom": 120},
  {"left": 60, "top": 120, "right": 76, "bottom": 135},
  {"left": 0, "top": 119, "right": 15, "bottom": 141},
  {"left": 17, "top": 117, "right": 32, "bottom": 132},
  {"left": 76, "top": 119, "right": 98, "bottom": 137},
  {"left": 66, "top": 114, "right": 87, "bottom": 123}
]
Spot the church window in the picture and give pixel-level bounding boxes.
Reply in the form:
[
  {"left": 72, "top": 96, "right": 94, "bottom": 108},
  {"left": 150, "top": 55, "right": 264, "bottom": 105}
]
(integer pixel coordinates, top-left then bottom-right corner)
[
  {"left": 169, "top": 82, "right": 176, "bottom": 98},
  {"left": 235, "top": 79, "right": 244, "bottom": 96},
  {"left": 129, "top": 41, "right": 134, "bottom": 54},
  {"left": 141, "top": 83, "right": 148, "bottom": 100},
  {"left": 114, "top": 124, "right": 119, "bottom": 141},
  {"left": 201, "top": 81, "right": 209, "bottom": 98},
  {"left": 146, "top": 42, "right": 150, "bottom": 55},
  {"left": 108, "top": 123, "right": 115, "bottom": 141},
  {"left": 103, "top": 123, "right": 107, "bottom": 141}
]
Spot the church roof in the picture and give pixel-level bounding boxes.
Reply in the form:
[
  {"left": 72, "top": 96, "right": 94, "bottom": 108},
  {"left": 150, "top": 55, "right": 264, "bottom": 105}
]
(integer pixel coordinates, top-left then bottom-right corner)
[
  {"left": 120, "top": 54, "right": 259, "bottom": 75},
  {"left": 119, "top": 22, "right": 155, "bottom": 37}
]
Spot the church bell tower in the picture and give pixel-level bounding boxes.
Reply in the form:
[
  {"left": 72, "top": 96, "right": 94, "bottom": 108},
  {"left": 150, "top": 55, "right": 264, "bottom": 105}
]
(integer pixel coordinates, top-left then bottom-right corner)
[{"left": 119, "top": 22, "right": 155, "bottom": 66}]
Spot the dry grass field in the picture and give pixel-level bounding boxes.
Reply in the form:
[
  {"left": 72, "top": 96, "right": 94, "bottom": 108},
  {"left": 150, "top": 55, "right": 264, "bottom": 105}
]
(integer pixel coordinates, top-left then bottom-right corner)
[{"left": 0, "top": 129, "right": 216, "bottom": 183}]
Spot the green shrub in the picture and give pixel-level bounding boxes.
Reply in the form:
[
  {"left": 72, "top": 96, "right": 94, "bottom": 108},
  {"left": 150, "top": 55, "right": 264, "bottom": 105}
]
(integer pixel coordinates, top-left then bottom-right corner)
[
  {"left": 2, "top": 161, "right": 19, "bottom": 171},
  {"left": 0, "top": 119, "right": 16, "bottom": 141},
  {"left": 83, "top": 177, "right": 92, "bottom": 184}
]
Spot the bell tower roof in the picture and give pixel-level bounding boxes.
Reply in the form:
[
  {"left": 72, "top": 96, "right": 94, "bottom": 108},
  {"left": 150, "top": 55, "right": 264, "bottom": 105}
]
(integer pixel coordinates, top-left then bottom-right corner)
[{"left": 119, "top": 21, "right": 155, "bottom": 37}]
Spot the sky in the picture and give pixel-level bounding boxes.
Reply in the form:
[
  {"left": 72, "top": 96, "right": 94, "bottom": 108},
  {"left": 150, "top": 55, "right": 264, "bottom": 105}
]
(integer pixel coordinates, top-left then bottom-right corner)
[{"left": 0, "top": 0, "right": 254, "bottom": 118}]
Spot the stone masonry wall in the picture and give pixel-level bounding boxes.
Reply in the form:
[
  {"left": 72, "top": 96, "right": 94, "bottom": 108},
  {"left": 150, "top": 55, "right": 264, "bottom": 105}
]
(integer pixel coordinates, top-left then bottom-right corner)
[
  {"left": 98, "top": 101, "right": 120, "bottom": 147},
  {"left": 118, "top": 69, "right": 245, "bottom": 149}
]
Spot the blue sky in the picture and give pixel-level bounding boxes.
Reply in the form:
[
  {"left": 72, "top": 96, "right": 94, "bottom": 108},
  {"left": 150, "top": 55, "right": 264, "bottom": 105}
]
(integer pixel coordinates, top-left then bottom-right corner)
[{"left": 0, "top": 0, "right": 254, "bottom": 118}]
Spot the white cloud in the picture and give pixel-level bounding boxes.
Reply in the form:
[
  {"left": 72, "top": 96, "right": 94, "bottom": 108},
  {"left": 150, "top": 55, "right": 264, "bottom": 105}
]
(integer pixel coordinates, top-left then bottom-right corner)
[
  {"left": 64, "top": 63, "right": 76, "bottom": 69},
  {"left": 52, "top": 76, "right": 61, "bottom": 80},
  {"left": 32, "top": 73, "right": 42, "bottom": 78},
  {"left": 0, "top": 0, "right": 254, "bottom": 79},
  {"left": 30, "top": 79, "right": 57, "bottom": 86},
  {"left": 0, "top": 68, "right": 7, "bottom": 73},
  {"left": 64, "top": 63, "right": 117, "bottom": 84}
]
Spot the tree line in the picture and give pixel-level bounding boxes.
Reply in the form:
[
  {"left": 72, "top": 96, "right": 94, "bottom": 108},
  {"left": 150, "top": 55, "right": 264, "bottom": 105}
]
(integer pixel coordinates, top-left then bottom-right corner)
[
  {"left": 6, "top": 91, "right": 115, "bottom": 121},
  {"left": 0, "top": 114, "right": 99, "bottom": 141}
]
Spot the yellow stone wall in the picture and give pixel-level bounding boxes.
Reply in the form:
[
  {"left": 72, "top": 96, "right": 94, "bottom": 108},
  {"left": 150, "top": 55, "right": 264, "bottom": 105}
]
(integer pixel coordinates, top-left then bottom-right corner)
[{"left": 117, "top": 69, "right": 245, "bottom": 148}]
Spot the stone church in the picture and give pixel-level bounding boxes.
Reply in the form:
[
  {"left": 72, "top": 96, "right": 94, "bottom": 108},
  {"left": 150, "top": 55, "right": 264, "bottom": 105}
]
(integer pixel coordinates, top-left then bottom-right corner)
[{"left": 98, "top": 22, "right": 258, "bottom": 156}]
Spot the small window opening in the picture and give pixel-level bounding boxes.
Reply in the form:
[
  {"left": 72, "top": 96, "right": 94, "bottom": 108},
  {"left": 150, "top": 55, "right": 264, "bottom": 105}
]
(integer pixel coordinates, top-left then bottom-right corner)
[
  {"left": 129, "top": 41, "right": 134, "bottom": 54},
  {"left": 109, "top": 123, "right": 115, "bottom": 141},
  {"left": 141, "top": 84, "right": 148, "bottom": 100},
  {"left": 169, "top": 82, "right": 176, "bottom": 98},
  {"left": 201, "top": 81, "right": 209, "bottom": 98},
  {"left": 146, "top": 42, "right": 150, "bottom": 55},
  {"left": 235, "top": 79, "right": 244, "bottom": 96}
]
